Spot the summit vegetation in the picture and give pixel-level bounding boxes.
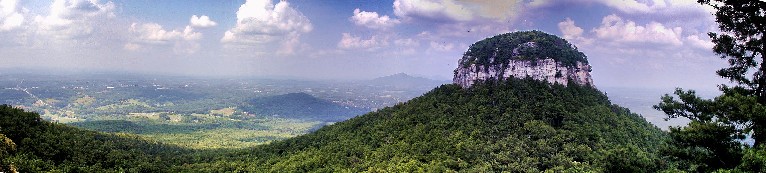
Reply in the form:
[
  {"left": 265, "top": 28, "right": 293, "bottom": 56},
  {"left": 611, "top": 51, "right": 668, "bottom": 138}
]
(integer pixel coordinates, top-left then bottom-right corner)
[{"left": 461, "top": 30, "right": 588, "bottom": 68}]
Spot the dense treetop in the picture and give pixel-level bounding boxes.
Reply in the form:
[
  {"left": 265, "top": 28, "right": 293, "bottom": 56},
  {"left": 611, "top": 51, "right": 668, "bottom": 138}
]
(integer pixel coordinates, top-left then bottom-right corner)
[{"left": 460, "top": 30, "right": 588, "bottom": 68}]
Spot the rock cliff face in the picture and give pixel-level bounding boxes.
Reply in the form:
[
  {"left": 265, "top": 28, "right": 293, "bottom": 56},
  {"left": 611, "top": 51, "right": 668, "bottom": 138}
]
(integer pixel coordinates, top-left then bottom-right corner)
[
  {"left": 453, "top": 31, "right": 594, "bottom": 88},
  {"left": 453, "top": 58, "right": 593, "bottom": 88}
]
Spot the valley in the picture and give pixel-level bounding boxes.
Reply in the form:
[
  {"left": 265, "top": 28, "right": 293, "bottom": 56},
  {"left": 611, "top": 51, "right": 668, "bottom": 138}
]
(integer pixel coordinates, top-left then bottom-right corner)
[
  {"left": 0, "top": 72, "right": 717, "bottom": 149},
  {"left": 0, "top": 73, "right": 447, "bottom": 149}
]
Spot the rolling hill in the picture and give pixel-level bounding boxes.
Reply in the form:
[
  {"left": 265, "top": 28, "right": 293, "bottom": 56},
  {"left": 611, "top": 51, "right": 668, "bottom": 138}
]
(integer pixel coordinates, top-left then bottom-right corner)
[{"left": 243, "top": 92, "right": 369, "bottom": 122}]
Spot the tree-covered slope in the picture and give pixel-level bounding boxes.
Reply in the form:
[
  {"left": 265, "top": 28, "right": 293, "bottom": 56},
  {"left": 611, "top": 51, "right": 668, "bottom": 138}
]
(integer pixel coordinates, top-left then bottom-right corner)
[
  {"left": 178, "top": 78, "right": 668, "bottom": 172},
  {"left": 0, "top": 104, "right": 196, "bottom": 172},
  {"left": 1, "top": 78, "right": 669, "bottom": 172}
]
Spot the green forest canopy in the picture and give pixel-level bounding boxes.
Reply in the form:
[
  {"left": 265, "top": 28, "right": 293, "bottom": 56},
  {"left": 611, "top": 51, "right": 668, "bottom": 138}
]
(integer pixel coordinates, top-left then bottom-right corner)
[{"left": 461, "top": 30, "right": 588, "bottom": 68}]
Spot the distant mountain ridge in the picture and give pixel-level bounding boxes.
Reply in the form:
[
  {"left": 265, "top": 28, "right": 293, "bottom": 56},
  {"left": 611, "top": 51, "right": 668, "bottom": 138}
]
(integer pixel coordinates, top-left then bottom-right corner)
[
  {"left": 242, "top": 92, "right": 368, "bottom": 122},
  {"left": 369, "top": 73, "right": 448, "bottom": 89}
]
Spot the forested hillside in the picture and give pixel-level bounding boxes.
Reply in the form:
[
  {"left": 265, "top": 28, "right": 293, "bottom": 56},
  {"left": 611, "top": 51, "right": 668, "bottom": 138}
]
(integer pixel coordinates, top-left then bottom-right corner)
[
  {"left": 0, "top": 104, "right": 192, "bottom": 172},
  {"left": 1, "top": 78, "right": 669, "bottom": 172},
  {"left": 179, "top": 78, "right": 668, "bottom": 172}
]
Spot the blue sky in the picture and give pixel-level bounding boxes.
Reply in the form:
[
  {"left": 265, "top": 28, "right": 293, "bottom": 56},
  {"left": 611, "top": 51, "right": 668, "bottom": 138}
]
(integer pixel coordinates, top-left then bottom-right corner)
[{"left": 0, "top": 0, "right": 729, "bottom": 90}]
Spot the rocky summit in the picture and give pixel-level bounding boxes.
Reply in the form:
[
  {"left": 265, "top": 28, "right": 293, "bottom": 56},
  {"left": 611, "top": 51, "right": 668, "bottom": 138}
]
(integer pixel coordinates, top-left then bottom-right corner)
[{"left": 453, "top": 30, "right": 594, "bottom": 88}]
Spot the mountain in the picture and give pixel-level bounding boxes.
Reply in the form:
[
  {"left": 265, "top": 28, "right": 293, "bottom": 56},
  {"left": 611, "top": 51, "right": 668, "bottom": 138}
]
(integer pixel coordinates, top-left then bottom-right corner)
[
  {"left": 0, "top": 31, "right": 669, "bottom": 172},
  {"left": 454, "top": 30, "right": 594, "bottom": 88},
  {"left": 181, "top": 78, "right": 667, "bottom": 172},
  {"left": 368, "top": 73, "right": 448, "bottom": 89},
  {"left": 178, "top": 31, "right": 667, "bottom": 171},
  {"left": 242, "top": 92, "right": 368, "bottom": 122}
]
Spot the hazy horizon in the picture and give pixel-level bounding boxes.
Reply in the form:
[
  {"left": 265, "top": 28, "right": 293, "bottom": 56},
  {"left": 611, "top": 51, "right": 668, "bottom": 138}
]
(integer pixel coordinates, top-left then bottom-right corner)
[{"left": 1, "top": 0, "right": 730, "bottom": 91}]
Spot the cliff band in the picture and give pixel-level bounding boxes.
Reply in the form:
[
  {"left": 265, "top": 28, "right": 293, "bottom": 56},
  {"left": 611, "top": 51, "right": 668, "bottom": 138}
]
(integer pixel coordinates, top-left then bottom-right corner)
[{"left": 453, "top": 31, "right": 594, "bottom": 88}]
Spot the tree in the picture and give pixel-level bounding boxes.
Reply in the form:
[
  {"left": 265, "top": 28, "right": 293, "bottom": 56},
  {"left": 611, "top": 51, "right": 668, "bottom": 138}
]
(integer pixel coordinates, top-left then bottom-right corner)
[
  {"left": 0, "top": 133, "right": 17, "bottom": 172},
  {"left": 655, "top": 0, "right": 765, "bottom": 171},
  {"left": 703, "top": 0, "right": 766, "bottom": 146}
]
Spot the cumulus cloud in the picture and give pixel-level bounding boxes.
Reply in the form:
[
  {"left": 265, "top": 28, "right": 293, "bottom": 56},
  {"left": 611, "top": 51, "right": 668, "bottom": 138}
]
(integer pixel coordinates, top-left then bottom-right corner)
[
  {"left": 685, "top": 34, "right": 714, "bottom": 50},
  {"left": 558, "top": 18, "right": 592, "bottom": 45},
  {"left": 129, "top": 23, "right": 200, "bottom": 43},
  {"left": 126, "top": 22, "right": 202, "bottom": 54},
  {"left": 592, "top": 0, "right": 716, "bottom": 30},
  {"left": 190, "top": 15, "right": 217, "bottom": 28},
  {"left": 337, "top": 33, "right": 389, "bottom": 50},
  {"left": 558, "top": 18, "right": 582, "bottom": 38},
  {"left": 595, "top": 0, "right": 712, "bottom": 15},
  {"left": 0, "top": 0, "right": 24, "bottom": 31},
  {"left": 350, "top": 8, "right": 400, "bottom": 30},
  {"left": 34, "top": 0, "right": 115, "bottom": 39},
  {"left": 558, "top": 15, "right": 719, "bottom": 75},
  {"left": 221, "top": 0, "right": 312, "bottom": 49},
  {"left": 592, "top": 14, "right": 683, "bottom": 46},
  {"left": 595, "top": 0, "right": 654, "bottom": 14}
]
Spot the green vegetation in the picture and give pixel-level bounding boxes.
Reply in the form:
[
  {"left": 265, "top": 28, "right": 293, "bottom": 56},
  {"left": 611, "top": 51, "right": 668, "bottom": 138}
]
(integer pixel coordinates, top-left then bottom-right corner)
[
  {"left": 654, "top": 0, "right": 766, "bottom": 172},
  {"left": 198, "top": 78, "right": 666, "bottom": 172},
  {"left": 0, "top": 104, "right": 192, "bottom": 172},
  {"left": 461, "top": 30, "right": 588, "bottom": 68},
  {"left": 70, "top": 116, "right": 320, "bottom": 149},
  {"left": 1, "top": 75, "right": 439, "bottom": 149},
  {"left": 0, "top": 77, "right": 670, "bottom": 172}
]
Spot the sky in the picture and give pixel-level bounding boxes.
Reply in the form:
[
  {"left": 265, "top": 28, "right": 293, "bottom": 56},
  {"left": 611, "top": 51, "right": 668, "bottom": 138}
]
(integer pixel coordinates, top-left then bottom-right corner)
[{"left": 0, "top": 0, "right": 731, "bottom": 91}]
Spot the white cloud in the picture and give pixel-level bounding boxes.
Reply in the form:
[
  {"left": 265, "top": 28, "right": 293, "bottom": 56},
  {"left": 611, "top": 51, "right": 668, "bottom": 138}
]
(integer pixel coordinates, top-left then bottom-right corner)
[
  {"left": 558, "top": 18, "right": 582, "bottom": 38},
  {"left": 595, "top": 0, "right": 713, "bottom": 15},
  {"left": 685, "top": 34, "right": 714, "bottom": 50},
  {"left": 0, "top": 0, "right": 24, "bottom": 31},
  {"left": 556, "top": 15, "right": 722, "bottom": 90},
  {"left": 593, "top": 14, "right": 683, "bottom": 46},
  {"left": 190, "top": 15, "right": 217, "bottom": 28},
  {"left": 126, "top": 23, "right": 201, "bottom": 54},
  {"left": 34, "top": 0, "right": 115, "bottom": 39},
  {"left": 558, "top": 18, "right": 592, "bottom": 45},
  {"left": 221, "top": 0, "right": 312, "bottom": 44},
  {"left": 596, "top": 0, "right": 654, "bottom": 13},
  {"left": 129, "top": 23, "right": 200, "bottom": 43},
  {"left": 350, "top": 8, "right": 400, "bottom": 30},
  {"left": 337, "top": 33, "right": 389, "bottom": 50}
]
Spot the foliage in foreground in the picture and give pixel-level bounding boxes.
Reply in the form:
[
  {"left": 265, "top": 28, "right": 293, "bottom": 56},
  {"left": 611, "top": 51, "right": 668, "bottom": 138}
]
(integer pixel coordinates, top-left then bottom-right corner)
[{"left": 654, "top": 0, "right": 766, "bottom": 172}]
